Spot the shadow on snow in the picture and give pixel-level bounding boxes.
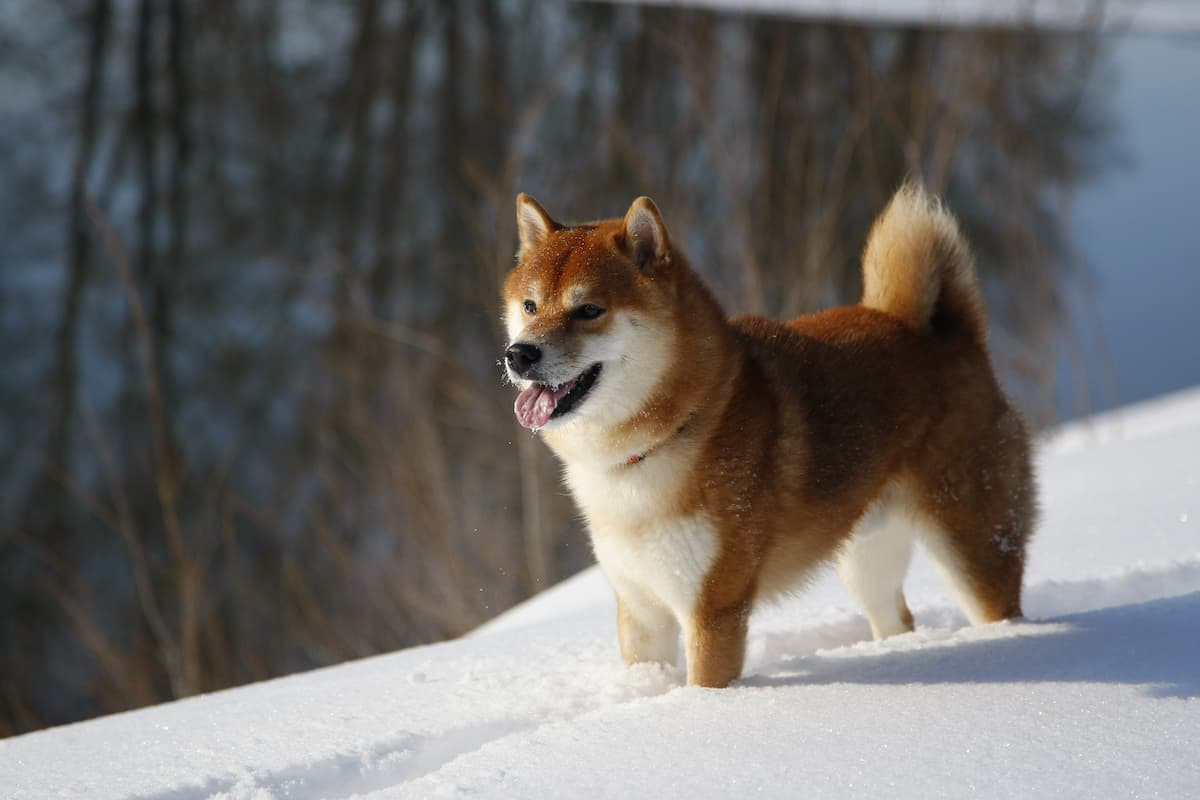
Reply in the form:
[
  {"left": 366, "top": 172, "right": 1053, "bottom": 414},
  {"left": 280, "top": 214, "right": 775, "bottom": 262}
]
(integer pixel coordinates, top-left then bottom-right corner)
[{"left": 744, "top": 591, "right": 1200, "bottom": 699}]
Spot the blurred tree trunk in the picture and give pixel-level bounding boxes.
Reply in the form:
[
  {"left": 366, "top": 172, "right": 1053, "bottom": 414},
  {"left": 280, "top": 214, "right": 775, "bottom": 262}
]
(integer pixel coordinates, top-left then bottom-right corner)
[
  {"left": 133, "top": 0, "right": 158, "bottom": 339},
  {"left": 335, "top": 0, "right": 380, "bottom": 277},
  {"left": 30, "top": 0, "right": 112, "bottom": 552},
  {"left": 324, "top": 0, "right": 381, "bottom": 560},
  {"left": 368, "top": 2, "right": 420, "bottom": 322},
  {"left": 166, "top": 0, "right": 189, "bottom": 367},
  {"left": 7, "top": 0, "right": 112, "bottom": 734}
]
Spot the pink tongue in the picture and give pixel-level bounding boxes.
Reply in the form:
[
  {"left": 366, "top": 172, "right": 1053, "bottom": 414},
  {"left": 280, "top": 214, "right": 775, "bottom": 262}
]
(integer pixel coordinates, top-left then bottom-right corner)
[
  {"left": 515, "top": 385, "right": 556, "bottom": 429},
  {"left": 514, "top": 380, "right": 577, "bottom": 429}
]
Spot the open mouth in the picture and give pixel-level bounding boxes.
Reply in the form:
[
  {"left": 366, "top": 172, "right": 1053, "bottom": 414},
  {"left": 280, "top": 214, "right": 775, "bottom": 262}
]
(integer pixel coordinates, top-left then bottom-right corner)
[{"left": 514, "top": 363, "right": 602, "bottom": 430}]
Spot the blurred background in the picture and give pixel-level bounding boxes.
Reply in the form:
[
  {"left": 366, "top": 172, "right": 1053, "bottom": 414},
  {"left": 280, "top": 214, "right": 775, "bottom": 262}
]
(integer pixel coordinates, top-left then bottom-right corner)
[{"left": 1, "top": 0, "right": 1197, "bottom": 736}]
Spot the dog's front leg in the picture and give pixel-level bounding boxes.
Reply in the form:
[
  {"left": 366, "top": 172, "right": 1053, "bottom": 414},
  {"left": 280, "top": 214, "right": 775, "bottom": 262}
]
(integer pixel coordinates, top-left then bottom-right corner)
[
  {"left": 685, "top": 598, "right": 751, "bottom": 688},
  {"left": 616, "top": 593, "right": 679, "bottom": 666}
]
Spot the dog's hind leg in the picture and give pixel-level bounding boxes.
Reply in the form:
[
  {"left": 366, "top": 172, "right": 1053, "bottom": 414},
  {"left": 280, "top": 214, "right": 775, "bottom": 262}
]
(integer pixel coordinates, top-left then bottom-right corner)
[
  {"left": 916, "top": 411, "right": 1035, "bottom": 624},
  {"left": 836, "top": 491, "right": 918, "bottom": 639},
  {"left": 918, "top": 497, "right": 1031, "bottom": 624},
  {"left": 919, "top": 515, "right": 1027, "bottom": 624}
]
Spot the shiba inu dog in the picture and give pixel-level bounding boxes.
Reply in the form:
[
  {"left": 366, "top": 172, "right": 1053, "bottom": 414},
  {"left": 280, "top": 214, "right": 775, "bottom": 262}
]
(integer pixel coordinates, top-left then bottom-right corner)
[{"left": 501, "top": 186, "right": 1035, "bottom": 688}]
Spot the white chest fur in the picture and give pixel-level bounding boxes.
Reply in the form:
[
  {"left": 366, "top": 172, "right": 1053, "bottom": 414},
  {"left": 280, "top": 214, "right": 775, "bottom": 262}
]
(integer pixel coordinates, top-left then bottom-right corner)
[
  {"left": 567, "top": 461, "right": 717, "bottom": 619},
  {"left": 590, "top": 512, "right": 718, "bottom": 620}
]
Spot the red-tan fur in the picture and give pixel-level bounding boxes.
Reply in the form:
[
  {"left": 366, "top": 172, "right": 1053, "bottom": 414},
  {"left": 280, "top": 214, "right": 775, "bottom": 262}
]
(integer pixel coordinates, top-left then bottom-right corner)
[{"left": 502, "top": 187, "right": 1036, "bottom": 688}]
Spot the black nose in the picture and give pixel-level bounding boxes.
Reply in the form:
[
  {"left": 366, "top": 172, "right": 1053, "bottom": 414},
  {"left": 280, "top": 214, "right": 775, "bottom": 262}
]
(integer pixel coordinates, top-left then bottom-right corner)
[{"left": 505, "top": 343, "right": 542, "bottom": 377}]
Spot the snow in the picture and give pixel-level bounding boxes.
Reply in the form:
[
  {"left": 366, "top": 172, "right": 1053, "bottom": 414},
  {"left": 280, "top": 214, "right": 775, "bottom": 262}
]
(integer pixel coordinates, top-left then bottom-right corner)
[
  {"left": 604, "top": 1, "right": 1200, "bottom": 34},
  {"left": 5, "top": 386, "right": 1200, "bottom": 799}
]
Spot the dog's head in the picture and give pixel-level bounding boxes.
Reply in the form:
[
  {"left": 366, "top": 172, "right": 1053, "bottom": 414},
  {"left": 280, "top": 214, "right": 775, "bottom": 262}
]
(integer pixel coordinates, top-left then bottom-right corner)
[{"left": 502, "top": 194, "right": 679, "bottom": 432}]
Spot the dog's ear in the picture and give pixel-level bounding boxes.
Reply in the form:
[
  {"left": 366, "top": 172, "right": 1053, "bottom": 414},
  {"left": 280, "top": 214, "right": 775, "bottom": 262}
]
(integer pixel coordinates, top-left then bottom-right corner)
[
  {"left": 621, "top": 196, "right": 671, "bottom": 270},
  {"left": 516, "top": 193, "right": 560, "bottom": 261}
]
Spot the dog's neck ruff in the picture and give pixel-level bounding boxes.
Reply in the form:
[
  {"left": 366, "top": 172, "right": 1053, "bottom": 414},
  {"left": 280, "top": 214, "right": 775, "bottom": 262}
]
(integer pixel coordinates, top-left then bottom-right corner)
[{"left": 623, "top": 417, "right": 692, "bottom": 467}]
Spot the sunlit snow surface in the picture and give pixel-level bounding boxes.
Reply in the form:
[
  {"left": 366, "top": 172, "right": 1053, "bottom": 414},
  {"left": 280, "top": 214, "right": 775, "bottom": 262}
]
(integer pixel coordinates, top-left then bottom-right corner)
[
  {"left": 608, "top": 1, "right": 1200, "bottom": 34},
  {"left": 5, "top": 388, "right": 1200, "bottom": 799}
]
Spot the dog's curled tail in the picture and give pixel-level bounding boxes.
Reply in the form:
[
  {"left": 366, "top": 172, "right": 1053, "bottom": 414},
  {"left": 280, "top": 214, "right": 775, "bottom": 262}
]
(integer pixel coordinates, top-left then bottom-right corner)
[{"left": 861, "top": 183, "right": 986, "bottom": 343}]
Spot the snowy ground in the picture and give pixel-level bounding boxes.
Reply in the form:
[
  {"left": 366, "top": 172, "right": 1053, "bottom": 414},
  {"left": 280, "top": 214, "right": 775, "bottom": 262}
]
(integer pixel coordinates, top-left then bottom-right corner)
[
  {"left": 5, "top": 387, "right": 1199, "bottom": 799},
  {"left": 608, "top": 1, "right": 1200, "bottom": 34}
]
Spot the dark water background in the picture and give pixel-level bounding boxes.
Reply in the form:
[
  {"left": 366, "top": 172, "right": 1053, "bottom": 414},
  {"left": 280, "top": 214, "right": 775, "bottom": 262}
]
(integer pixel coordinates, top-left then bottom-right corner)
[{"left": 1069, "top": 34, "right": 1200, "bottom": 414}]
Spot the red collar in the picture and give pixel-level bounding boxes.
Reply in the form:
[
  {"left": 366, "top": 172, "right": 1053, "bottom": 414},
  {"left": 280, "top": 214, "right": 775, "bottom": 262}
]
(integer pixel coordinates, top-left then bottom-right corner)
[{"left": 623, "top": 418, "right": 692, "bottom": 466}]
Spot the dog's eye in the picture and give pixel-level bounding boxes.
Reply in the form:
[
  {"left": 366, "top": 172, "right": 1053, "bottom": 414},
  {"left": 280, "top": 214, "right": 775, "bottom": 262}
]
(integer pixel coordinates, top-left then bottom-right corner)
[
  {"left": 523, "top": 300, "right": 536, "bottom": 315},
  {"left": 574, "top": 304, "right": 606, "bottom": 321}
]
